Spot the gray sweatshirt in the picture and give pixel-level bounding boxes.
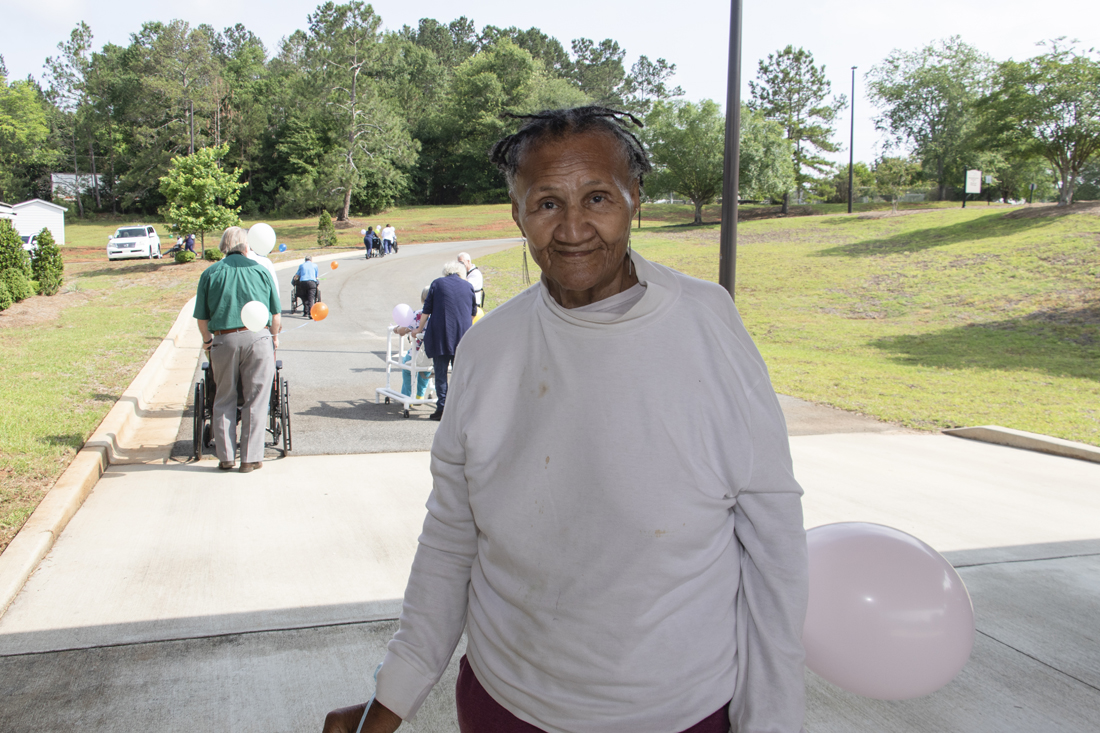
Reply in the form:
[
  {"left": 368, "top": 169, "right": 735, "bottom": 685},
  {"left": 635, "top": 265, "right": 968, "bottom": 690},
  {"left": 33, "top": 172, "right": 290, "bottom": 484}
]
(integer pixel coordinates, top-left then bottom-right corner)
[{"left": 376, "top": 252, "right": 808, "bottom": 733}]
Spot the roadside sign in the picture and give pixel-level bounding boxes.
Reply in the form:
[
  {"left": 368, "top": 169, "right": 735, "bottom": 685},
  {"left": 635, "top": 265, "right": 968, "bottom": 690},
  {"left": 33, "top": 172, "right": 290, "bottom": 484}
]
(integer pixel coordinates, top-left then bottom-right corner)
[
  {"left": 965, "top": 170, "right": 982, "bottom": 194},
  {"left": 984, "top": 175, "right": 993, "bottom": 184}
]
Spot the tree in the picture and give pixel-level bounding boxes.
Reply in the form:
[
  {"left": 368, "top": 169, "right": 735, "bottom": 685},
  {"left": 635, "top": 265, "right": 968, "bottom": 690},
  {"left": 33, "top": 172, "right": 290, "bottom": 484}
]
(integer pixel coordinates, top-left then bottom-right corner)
[
  {"left": 738, "top": 108, "right": 795, "bottom": 202},
  {"left": 977, "top": 41, "right": 1100, "bottom": 205},
  {"left": 425, "top": 39, "right": 585, "bottom": 204},
  {"left": 317, "top": 209, "right": 337, "bottom": 247},
  {"left": 570, "top": 38, "right": 626, "bottom": 107},
  {"left": 1075, "top": 159, "right": 1100, "bottom": 201},
  {"left": 0, "top": 219, "right": 31, "bottom": 276},
  {"left": 0, "top": 67, "right": 54, "bottom": 201},
  {"left": 749, "top": 45, "right": 845, "bottom": 207},
  {"left": 0, "top": 220, "right": 33, "bottom": 307},
  {"left": 643, "top": 100, "right": 725, "bottom": 224},
  {"left": 44, "top": 22, "right": 96, "bottom": 216},
  {"left": 31, "top": 227, "right": 64, "bottom": 295},
  {"left": 817, "top": 161, "right": 875, "bottom": 204},
  {"left": 118, "top": 20, "right": 218, "bottom": 210},
  {"left": 867, "top": 37, "right": 993, "bottom": 200},
  {"left": 158, "top": 144, "right": 246, "bottom": 256},
  {"left": 623, "top": 56, "right": 683, "bottom": 116},
  {"left": 304, "top": 1, "right": 418, "bottom": 220},
  {"left": 873, "top": 156, "right": 921, "bottom": 211}
]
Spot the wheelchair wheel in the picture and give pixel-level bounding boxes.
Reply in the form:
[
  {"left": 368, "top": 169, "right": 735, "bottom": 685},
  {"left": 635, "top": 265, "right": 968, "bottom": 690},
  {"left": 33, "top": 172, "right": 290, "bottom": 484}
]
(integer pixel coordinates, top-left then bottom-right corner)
[
  {"left": 280, "top": 379, "right": 292, "bottom": 452},
  {"left": 193, "top": 381, "right": 206, "bottom": 461}
]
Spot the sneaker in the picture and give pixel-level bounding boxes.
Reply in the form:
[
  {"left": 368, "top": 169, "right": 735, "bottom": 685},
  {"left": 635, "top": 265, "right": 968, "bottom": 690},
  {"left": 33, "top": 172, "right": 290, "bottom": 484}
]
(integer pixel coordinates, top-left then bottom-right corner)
[{"left": 239, "top": 462, "right": 263, "bottom": 473}]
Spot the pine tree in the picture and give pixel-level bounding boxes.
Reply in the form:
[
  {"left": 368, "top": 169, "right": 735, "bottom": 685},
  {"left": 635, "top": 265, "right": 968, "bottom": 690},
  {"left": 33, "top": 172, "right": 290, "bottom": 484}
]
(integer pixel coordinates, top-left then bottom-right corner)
[
  {"left": 317, "top": 210, "right": 337, "bottom": 247},
  {"left": 31, "top": 227, "right": 64, "bottom": 295},
  {"left": 0, "top": 220, "right": 31, "bottom": 276}
]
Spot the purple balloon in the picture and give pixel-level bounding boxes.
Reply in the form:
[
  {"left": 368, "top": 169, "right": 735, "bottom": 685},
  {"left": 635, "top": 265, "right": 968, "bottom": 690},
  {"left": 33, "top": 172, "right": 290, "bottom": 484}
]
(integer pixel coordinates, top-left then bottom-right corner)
[
  {"left": 803, "top": 522, "right": 974, "bottom": 699},
  {"left": 391, "top": 303, "right": 416, "bottom": 329}
]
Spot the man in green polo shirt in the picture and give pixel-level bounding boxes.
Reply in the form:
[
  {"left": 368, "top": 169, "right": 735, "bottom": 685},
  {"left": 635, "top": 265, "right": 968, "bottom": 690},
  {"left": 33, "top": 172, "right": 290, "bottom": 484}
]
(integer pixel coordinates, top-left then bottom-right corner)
[{"left": 194, "top": 226, "right": 282, "bottom": 473}]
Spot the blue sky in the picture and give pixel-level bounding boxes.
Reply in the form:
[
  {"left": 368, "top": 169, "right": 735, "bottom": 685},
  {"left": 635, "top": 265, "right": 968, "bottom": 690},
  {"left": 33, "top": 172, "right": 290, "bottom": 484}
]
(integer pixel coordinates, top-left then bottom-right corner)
[{"left": 3, "top": 0, "right": 1098, "bottom": 166}]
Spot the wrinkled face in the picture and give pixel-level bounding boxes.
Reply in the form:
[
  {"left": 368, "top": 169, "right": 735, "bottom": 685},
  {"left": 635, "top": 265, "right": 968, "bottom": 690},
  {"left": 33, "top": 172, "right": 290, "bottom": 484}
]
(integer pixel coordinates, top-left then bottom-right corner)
[{"left": 511, "top": 131, "right": 640, "bottom": 308}]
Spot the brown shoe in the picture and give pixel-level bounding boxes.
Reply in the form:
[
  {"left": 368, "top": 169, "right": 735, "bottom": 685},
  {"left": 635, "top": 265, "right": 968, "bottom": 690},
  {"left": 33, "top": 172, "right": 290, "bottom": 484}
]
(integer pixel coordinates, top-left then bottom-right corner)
[
  {"left": 218, "top": 461, "right": 235, "bottom": 471},
  {"left": 239, "top": 462, "right": 263, "bottom": 473}
]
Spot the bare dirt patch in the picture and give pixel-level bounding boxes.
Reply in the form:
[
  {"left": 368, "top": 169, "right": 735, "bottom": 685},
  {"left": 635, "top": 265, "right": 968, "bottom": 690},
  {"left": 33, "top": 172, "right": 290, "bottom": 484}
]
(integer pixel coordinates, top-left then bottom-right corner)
[{"left": 0, "top": 290, "right": 93, "bottom": 331}]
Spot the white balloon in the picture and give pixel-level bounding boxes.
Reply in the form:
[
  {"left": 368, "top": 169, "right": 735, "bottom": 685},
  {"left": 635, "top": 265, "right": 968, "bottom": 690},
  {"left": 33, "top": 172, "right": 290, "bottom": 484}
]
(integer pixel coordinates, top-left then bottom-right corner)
[
  {"left": 248, "top": 223, "right": 276, "bottom": 256},
  {"left": 241, "top": 300, "right": 269, "bottom": 332},
  {"left": 360, "top": 229, "right": 366, "bottom": 235},
  {"left": 392, "top": 303, "right": 416, "bottom": 329}
]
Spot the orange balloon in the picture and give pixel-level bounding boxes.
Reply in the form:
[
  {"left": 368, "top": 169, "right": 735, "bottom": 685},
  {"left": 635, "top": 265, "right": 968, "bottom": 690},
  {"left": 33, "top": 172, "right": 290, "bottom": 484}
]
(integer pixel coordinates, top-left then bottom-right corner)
[
  {"left": 330, "top": 260, "right": 339, "bottom": 270},
  {"left": 310, "top": 302, "right": 329, "bottom": 321}
]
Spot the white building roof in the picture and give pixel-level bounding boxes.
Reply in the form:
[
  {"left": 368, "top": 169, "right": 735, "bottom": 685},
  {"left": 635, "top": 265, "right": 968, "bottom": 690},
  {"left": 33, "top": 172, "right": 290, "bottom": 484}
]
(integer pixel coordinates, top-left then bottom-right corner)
[{"left": 13, "top": 198, "right": 69, "bottom": 213}]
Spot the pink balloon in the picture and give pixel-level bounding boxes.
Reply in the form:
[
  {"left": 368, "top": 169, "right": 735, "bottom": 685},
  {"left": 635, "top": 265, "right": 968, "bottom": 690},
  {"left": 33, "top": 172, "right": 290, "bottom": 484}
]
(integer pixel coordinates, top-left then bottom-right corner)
[
  {"left": 391, "top": 303, "right": 416, "bottom": 329},
  {"left": 803, "top": 522, "right": 974, "bottom": 699}
]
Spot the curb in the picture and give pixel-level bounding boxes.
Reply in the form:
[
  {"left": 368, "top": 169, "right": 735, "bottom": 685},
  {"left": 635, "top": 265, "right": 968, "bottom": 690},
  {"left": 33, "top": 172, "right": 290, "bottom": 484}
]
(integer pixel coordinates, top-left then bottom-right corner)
[
  {"left": 943, "top": 425, "right": 1100, "bottom": 464},
  {"left": 0, "top": 298, "right": 203, "bottom": 618}
]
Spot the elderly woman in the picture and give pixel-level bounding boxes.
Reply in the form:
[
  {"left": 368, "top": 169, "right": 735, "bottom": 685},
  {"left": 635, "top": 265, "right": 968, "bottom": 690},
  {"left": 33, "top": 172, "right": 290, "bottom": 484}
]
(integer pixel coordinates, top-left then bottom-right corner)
[
  {"left": 325, "top": 107, "right": 808, "bottom": 733},
  {"left": 400, "top": 260, "right": 477, "bottom": 420}
]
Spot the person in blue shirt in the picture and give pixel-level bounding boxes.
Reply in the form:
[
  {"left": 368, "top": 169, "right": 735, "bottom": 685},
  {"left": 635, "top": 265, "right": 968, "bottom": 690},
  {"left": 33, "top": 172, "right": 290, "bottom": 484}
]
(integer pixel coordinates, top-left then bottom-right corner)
[
  {"left": 295, "top": 255, "right": 320, "bottom": 318},
  {"left": 416, "top": 261, "right": 476, "bottom": 420}
]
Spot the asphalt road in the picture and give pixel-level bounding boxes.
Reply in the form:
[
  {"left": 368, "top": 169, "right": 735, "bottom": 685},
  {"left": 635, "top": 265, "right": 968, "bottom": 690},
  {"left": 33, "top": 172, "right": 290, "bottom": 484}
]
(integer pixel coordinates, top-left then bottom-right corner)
[{"left": 172, "top": 238, "right": 522, "bottom": 459}]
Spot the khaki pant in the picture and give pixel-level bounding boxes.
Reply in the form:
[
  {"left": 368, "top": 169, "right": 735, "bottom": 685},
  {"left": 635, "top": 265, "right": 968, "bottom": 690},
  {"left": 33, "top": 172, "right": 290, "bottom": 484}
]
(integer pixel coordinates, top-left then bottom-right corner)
[{"left": 210, "top": 329, "right": 276, "bottom": 463}]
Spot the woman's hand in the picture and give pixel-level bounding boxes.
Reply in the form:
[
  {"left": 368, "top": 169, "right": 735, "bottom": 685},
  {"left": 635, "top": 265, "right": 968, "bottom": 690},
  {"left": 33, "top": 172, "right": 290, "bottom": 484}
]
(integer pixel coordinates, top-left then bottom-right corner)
[{"left": 322, "top": 701, "right": 401, "bottom": 733}]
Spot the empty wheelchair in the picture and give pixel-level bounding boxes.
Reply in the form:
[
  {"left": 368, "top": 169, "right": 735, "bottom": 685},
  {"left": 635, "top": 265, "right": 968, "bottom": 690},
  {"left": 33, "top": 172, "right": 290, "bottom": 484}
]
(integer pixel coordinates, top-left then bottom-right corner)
[{"left": 193, "top": 359, "right": 291, "bottom": 460}]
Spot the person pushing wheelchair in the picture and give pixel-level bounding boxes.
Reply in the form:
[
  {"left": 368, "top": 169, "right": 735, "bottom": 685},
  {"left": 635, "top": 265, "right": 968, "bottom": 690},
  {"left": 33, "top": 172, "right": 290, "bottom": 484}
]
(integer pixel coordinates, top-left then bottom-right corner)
[{"left": 194, "top": 227, "right": 281, "bottom": 473}]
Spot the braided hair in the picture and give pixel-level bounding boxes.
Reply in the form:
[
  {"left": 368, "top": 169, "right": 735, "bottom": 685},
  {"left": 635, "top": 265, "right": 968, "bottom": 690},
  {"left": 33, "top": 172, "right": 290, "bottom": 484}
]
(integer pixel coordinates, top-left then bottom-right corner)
[{"left": 489, "top": 106, "right": 652, "bottom": 195}]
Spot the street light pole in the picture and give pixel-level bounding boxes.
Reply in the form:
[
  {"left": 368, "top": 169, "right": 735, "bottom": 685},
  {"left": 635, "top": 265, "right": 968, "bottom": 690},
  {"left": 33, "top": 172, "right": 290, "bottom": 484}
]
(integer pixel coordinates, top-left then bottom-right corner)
[
  {"left": 718, "top": 0, "right": 742, "bottom": 299},
  {"left": 847, "top": 66, "right": 856, "bottom": 214}
]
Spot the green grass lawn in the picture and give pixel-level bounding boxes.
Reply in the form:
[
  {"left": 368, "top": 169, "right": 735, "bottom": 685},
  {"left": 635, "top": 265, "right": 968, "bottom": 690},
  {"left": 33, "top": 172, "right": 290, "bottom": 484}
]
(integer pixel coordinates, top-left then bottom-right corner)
[
  {"left": 480, "top": 203, "right": 1100, "bottom": 446},
  {"left": 0, "top": 257, "right": 206, "bottom": 552},
  {"left": 0, "top": 203, "right": 526, "bottom": 553},
  {"left": 61, "top": 204, "right": 521, "bottom": 255},
  {"left": 4, "top": 200, "right": 1095, "bottom": 553}
]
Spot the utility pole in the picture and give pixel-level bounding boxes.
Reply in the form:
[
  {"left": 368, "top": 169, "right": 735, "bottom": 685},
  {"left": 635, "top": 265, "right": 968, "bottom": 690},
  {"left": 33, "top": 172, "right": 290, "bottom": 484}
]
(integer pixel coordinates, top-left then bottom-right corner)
[
  {"left": 848, "top": 66, "right": 856, "bottom": 214},
  {"left": 718, "top": 0, "right": 742, "bottom": 300}
]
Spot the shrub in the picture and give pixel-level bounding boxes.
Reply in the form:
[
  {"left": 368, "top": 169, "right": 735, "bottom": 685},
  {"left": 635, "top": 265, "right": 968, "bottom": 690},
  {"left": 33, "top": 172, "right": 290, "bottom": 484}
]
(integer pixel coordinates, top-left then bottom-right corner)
[
  {"left": 0, "top": 278, "right": 10, "bottom": 310},
  {"left": 0, "top": 220, "right": 31, "bottom": 276},
  {"left": 175, "top": 250, "right": 197, "bottom": 264},
  {"left": 317, "top": 210, "right": 337, "bottom": 248},
  {"left": 0, "top": 267, "right": 34, "bottom": 302},
  {"left": 203, "top": 247, "right": 224, "bottom": 261},
  {"left": 30, "top": 228, "right": 64, "bottom": 295}
]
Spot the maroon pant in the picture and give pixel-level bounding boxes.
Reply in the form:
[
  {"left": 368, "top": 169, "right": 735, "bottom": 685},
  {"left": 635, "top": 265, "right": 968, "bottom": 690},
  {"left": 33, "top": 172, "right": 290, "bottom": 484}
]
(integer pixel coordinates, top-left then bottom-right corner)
[{"left": 456, "top": 656, "right": 731, "bottom": 733}]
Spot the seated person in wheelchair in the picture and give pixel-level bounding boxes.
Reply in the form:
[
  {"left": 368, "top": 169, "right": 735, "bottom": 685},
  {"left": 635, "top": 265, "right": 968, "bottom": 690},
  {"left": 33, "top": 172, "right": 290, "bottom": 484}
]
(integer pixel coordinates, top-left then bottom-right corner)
[{"left": 393, "top": 286, "right": 431, "bottom": 400}]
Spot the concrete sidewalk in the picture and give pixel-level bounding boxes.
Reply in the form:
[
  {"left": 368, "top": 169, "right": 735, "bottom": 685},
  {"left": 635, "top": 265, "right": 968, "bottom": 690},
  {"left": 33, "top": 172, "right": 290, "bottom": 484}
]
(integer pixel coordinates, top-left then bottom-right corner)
[
  {"left": 1, "top": 432, "right": 1098, "bottom": 731},
  {"left": 2, "top": 239, "right": 1098, "bottom": 730}
]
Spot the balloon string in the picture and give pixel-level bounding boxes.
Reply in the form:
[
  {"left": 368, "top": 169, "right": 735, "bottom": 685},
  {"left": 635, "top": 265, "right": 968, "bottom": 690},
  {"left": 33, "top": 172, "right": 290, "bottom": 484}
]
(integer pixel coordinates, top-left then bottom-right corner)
[{"left": 355, "top": 663, "right": 383, "bottom": 733}]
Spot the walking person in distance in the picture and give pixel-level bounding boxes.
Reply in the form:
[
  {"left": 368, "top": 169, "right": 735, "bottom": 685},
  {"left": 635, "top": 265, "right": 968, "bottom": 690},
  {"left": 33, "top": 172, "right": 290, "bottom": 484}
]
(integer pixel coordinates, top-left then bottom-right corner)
[{"left": 295, "top": 255, "right": 320, "bottom": 318}]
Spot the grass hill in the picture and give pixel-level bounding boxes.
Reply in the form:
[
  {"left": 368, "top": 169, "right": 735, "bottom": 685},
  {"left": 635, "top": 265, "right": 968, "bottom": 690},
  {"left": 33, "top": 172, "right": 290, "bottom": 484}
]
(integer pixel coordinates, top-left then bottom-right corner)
[{"left": 481, "top": 202, "right": 1100, "bottom": 446}]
